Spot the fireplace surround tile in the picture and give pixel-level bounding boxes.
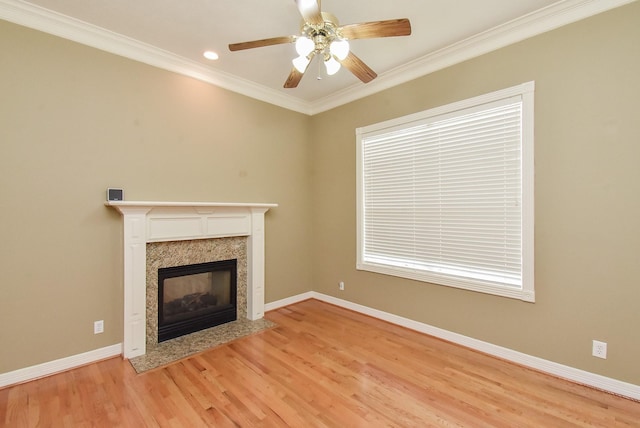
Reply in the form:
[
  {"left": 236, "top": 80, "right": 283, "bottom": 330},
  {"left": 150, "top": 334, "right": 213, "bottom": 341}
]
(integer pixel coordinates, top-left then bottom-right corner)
[{"left": 146, "top": 237, "right": 248, "bottom": 348}]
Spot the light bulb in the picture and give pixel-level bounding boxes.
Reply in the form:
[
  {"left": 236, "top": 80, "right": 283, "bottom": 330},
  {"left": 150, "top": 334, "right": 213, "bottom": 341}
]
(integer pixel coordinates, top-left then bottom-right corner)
[
  {"left": 292, "top": 55, "right": 311, "bottom": 73},
  {"left": 330, "top": 39, "right": 349, "bottom": 60},
  {"left": 203, "top": 51, "right": 219, "bottom": 60},
  {"left": 325, "top": 57, "right": 341, "bottom": 75},
  {"left": 295, "top": 36, "right": 314, "bottom": 56}
]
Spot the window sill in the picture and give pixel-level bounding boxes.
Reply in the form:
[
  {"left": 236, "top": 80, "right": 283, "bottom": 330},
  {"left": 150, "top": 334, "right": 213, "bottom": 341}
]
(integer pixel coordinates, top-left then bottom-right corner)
[{"left": 357, "top": 261, "right": 535, "bottom": 302}]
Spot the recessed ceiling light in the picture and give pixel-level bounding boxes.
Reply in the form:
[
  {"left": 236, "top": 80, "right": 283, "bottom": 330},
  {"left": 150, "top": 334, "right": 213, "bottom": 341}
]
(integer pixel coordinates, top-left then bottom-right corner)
[{"left": 203, "top": 51, "right": 219, "bottom": 60}]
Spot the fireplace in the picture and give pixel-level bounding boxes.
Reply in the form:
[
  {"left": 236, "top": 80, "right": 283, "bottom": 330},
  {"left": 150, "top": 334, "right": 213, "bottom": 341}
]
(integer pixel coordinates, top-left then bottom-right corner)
[
  {"left": 106, "top": 201, "right": 276, "bottom": 358},
  {"left": 158, "top": 259, "right": 237, "bottom": 342}
]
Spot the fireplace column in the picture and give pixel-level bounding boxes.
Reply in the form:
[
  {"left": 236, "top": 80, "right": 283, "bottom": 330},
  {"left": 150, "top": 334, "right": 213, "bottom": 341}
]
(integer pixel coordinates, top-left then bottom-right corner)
[
  {"left": 107, "top": 201, "right": 276, "bottom": 359},
  {"left": 122, "top": 206, "right": 151, "bottom": 359}
]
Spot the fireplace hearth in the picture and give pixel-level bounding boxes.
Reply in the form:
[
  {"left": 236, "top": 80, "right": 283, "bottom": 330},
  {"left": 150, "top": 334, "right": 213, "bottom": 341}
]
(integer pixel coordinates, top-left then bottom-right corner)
[{"left": 158, "top": 259, "right": 237, "bottom": 342}]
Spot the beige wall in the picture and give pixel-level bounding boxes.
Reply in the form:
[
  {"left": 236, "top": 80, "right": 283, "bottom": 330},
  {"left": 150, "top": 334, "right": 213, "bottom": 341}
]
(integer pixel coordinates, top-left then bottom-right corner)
[
  {"left": 0, "top": 20, "right": 313, "bottom": 372},
  {"left": 1, "top": 2, "right": 639, "bottom": 387},
  {"left": 311, "top": 3, "right": 640, "bottom": 385}
]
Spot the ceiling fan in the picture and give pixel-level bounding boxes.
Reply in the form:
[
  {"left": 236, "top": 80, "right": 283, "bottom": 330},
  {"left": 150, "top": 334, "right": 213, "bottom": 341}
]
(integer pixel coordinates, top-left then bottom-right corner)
[{"left": 228, "top": 0, "right": 411, "bottom": 88}]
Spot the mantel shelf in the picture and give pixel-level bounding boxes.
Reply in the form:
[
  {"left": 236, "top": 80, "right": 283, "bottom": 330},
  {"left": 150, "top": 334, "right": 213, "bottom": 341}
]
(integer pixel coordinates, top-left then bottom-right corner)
[{"left": 105, "top": 201, "right": 278, "bottom": 209}]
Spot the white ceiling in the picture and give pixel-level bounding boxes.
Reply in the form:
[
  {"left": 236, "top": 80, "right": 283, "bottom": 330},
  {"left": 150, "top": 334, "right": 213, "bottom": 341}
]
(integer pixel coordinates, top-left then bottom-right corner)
[{"left": 0, "top": 0, "right": 633, "bottom": 114}]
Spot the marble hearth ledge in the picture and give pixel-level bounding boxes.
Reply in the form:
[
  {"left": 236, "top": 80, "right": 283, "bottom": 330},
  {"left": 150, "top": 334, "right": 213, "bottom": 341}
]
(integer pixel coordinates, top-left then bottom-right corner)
[{"left": 106, "top": 200, "right": 277, "bottom": 359}]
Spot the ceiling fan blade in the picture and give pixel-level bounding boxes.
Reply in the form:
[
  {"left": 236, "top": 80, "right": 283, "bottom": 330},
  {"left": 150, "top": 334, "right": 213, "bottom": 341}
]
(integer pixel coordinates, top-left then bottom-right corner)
[
  {"left": 339, "top": 52, "right": 377, "bottom": 83},
  {"left": 284, "top": 53, "right": 315, "bottom": 88},
  {"left": 294, "top": 0, "right": 323, "bottom": 25},
  {"left": 339, "top": 18, "right": 411, "bottom": 39},
  {"left": 284, "top": 68, "right": 305, "bottom": 88},
  {"left": 229, "top": 35, "right": 295, "bottom": 51}
]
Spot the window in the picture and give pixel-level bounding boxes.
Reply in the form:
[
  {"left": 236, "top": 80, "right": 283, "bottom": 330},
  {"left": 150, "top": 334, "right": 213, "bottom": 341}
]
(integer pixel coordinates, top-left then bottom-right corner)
[{"left": 356, "top": 82, "right": 534, "bottom": 302}]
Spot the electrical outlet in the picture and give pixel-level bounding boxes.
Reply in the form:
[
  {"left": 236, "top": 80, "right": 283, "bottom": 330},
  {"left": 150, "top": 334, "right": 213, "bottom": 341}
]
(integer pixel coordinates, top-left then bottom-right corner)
[
  {"left": 592, "top": 340, "right": 607, "bottom": 359},
  {"left": 339, "top": 281, "right": 345, "bottom": 291},
  {"left": 94, "top": 320, "right": 104, "bottom": 334}
]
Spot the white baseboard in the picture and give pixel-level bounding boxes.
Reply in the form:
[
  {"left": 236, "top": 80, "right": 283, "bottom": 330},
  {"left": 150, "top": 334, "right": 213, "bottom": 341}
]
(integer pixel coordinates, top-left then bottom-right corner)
[
  {"left": 0, "top": 344, "right": 122, "bottom": 389},
  {"left": 267, "top": 292, "right": 640, "bottom": 401},
  {"left": 264, "top": 291, "right": 315, "bottom": 312}
]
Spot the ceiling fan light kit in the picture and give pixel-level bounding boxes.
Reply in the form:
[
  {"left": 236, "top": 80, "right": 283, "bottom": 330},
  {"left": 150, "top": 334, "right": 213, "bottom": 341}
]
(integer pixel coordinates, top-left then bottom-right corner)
[
  {"left": 228, "top": 0, "right": 411, "bottom": 88},
  {"left": 295, "top": 36, "right": 315, "bottom": 56},
  {"left": 293, "top": 12, "right": 350, "bottom": 76},
  {"left": 324, "top": 56, "right": 341, "bottom": 75},
  {"left": 292, "top": 54, "right": 312, "bottom": 73},
  {"left": 330, "top": 39, "right": 350, "bottom": 60}
]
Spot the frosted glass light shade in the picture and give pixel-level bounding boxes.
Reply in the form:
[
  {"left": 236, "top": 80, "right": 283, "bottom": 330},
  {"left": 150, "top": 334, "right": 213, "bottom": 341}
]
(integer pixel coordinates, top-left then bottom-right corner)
[
  {"left": 292, "top": 55, "right": 311, "bottom": 73},
  {"left": 295, "top": 37, "right": 315, "bottom": 56},
  {"left": 325, "top": 57, "right": 341, "bottom": 75},
  {"left": 330, "top": 39, "right": 349, "bottom": 60}
]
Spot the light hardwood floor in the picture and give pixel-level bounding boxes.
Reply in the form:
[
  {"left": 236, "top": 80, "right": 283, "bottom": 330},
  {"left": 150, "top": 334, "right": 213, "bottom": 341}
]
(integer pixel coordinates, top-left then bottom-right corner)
[{"left": 2, "top": 299, "right": 639, "bottom": 427}]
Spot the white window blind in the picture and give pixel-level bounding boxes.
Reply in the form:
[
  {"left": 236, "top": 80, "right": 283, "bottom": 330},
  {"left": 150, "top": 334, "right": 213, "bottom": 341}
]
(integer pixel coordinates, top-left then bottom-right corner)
[{"left": 357, "top": 82, "right": 534, "bottom": 301}]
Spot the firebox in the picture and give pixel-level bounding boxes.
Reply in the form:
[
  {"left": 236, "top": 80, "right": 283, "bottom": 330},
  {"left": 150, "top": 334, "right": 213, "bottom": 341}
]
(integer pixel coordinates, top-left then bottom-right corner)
[{"left": 157, "top": 259, "right": 237, "bottom": 342}]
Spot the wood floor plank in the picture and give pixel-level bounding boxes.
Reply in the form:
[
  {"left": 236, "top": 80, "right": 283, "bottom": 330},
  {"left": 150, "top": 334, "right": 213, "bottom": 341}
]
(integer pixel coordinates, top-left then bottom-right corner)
[{"left": 1, "top": 299, "right": 639, "bottom": 427}]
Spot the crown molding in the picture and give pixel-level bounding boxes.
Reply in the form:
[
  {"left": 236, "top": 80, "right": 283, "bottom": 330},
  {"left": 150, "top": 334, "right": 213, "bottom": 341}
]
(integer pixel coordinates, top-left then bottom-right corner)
[
  {"left": 1, "top": 0, "right": 635, "bottom": 116},
  {"left": 310, "top": 0, "right": 637, "bottom": 114},
  {"left": 0, "top": 0, "right": 314, "bottom": 114}
]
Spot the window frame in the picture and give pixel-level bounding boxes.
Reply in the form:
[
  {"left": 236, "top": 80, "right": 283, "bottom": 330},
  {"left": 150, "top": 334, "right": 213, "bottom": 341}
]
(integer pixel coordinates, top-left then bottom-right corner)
[{"left": 356, "top": 82, "right": 535, "bottom": 302}]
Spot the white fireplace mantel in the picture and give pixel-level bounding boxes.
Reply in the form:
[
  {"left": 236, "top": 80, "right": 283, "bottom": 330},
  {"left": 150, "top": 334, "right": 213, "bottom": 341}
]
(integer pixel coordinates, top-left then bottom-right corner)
[{"left": 106, "top": 201, "right": 277, "bottom": 358}]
